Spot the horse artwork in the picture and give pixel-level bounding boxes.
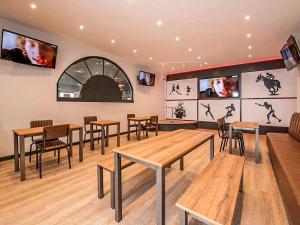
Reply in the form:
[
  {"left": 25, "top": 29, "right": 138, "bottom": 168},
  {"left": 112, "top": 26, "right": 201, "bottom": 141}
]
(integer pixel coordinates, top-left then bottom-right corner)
[{"left": 255, "top": 72, "right": 281, "bottom": 95}]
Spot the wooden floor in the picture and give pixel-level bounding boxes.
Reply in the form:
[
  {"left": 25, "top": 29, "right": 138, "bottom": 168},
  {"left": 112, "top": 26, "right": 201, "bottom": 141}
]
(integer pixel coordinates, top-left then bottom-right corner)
[{"left": 0, "top": 129, "right": 289, "bottom": 225}]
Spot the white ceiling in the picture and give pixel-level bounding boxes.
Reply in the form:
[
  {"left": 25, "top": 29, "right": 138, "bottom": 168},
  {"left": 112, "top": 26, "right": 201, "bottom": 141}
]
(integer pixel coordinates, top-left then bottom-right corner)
[{"left": 0, "top": 0, "right": 300, "bottom": 74}]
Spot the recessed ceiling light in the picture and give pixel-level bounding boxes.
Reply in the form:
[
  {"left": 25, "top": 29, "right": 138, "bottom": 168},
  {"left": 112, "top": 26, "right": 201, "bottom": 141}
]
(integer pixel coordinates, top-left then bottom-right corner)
[
  {"left": 204, "top": 62, "right": 208, "bottom": 65},
  {"left": 111, "top": 40, "right": 115, "bottom": 44},
  {"left": 175, "top": 37, "right": 180, "bottom": 41},
  {"left": 30, "top": 3, "right": 37, "bottom": 9},
  {"left": 149, "top": 57, "right": 153, "bottom": 60},
  {"left": 246, "top": 33, "right": 252, "bottom": 38},
  {"left": 157, "top": 20, "right": 162, "bottom": 26},
  {"left": 79, "top": 25, "right": 84, "bottom": 30},
  {"left": 197, "top": 56, "right": 201, "bottom": 59},
  {"left": 171, "top": 67, "right": 175, "bottom": 70},
  {"left": 188, "top": 48, "right": 192, "bottom": 52},
  {"left": 133, "top": 49, "right": 137, "bottom": 53},
  {"left": 248, "top": 45, "right": 252, "bottom": 49},
  {"left": 245, "top": 15, "right": 250, "bottom": 20},
  {"left": 248, "top": 54, "right": 252, "bottom": 58}
]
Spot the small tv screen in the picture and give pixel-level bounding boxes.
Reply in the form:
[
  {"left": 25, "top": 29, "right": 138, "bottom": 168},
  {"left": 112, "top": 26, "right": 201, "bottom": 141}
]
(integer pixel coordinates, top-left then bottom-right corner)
[
  {"left": 280, "top": 35, "right": 300, "bottom": 71},
  {"left": 1, "top": 29, "right": 58, "bottom": 69},
  {"left": 199, "top": 75, "right": 239, "bottom": 98},
  {"left": 138, "top": 71, "right": 155, "bottom": 86}
]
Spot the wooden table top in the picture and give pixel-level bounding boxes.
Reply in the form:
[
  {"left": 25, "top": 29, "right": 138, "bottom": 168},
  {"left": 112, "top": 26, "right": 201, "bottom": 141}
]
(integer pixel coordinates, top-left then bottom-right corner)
[
  {"left": 230, "top": 121, "right": 259, "bottom": 129},
  {"left": 114, "top": 129, "right": 214, "bottom": 168},
  {"left": 176, "top": 153, "right": 245, "bottom": 225},
  {"left": 128, "top": 116, "right": 151, "bottom": 122},
  {"left": 13, "top": 124, "right": 82, "bottom": 136},
  {"left": 90, "top": 120, "right": 120, "bottom": 126}
]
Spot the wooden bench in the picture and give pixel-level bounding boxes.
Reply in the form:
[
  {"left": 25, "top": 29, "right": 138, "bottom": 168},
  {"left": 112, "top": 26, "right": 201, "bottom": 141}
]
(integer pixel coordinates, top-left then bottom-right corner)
[
  {"left": 97, "top": 153, "right": 134, "bottom": 209},
  {"left": 176, "top": 153, "right": 245, "bottom": 225}
]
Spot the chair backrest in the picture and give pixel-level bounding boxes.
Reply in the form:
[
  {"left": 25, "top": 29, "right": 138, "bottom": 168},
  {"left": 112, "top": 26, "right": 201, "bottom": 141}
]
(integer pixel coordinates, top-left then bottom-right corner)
[
  {"left": 216, "top": 117, "right": 226, "bottom": 137},
  {"left": 289, "top": 112, "right": 300, "bottom": 141},
  {"left": 127, "top": 114, "right": 135, "bottom": 119},
  {"left": 43, "top": 124, "right": 70, "bottom": 141},
  {"left": 150, "top": 115, "right": 158, "bottom": 125},
  {"left": 84, "top": 116, "right": 97, "bottom": 131},
  {"left": 30, "top": 120, "right": 53, "bottom": 128}
]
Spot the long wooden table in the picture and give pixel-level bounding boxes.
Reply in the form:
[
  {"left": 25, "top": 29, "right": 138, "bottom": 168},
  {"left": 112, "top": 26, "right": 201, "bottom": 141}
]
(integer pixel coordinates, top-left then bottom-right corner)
[
  {"left": 127, "top": 116, "right": 151, "bottom": 141},
  {"left": 13, "top": 124, "right": 83, "bottom": 181},
  {"left": 90, "top": 120, "right": 120, "bottom": 154},
  {"left": 176, "top": 153, "right": 245, "bottom": 225},
  {"left": 113, "top": 129, "right": 215, "bottom": 225},
  {"left": 229, "top": 121, "right": 261, "bottom": 163}
]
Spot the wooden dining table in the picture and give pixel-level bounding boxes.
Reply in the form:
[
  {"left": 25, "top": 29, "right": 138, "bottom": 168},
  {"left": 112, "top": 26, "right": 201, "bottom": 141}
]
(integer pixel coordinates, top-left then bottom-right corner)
[
  {"left": 229, "top": 121, "right": 261, "bottom": 163},
  {"left": 127, "top": 116, "right": 151, "bottom": 141},
  {"left": 13, "top": 124, "right": 83, "bottom": 181},
  {"left": 90, "top": 120, "right": 120, "bottom": 154},
  {"left": 113, "top": 129, "right": 215, "bottom": 225}
]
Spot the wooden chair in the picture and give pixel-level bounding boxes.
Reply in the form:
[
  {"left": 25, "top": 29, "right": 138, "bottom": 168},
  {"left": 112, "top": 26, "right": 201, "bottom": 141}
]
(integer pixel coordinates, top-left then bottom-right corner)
[
  {"left": 36, "top": 124, "right": 71, "bottom": 178},
  {"left": 141, "top": 115, "right": 158, "bottom": 138},
  {"left": 127, "top": 114, "right": 138, "bottom": 140},
  {"left": 29, "top": 120, "right": 54, "bottom": 162},
  {"left": 217, "top": 117, "right": 245, "bottom": 156},
  {"left": 83, "top": 116, "right": 103, "bottom": 145}
]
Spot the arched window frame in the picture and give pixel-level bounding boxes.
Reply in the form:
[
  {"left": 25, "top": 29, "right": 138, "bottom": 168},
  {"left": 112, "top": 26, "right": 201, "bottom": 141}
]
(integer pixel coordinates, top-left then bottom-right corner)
[{"left": 56, "top": 56, "right": 134, "bottom": 103}]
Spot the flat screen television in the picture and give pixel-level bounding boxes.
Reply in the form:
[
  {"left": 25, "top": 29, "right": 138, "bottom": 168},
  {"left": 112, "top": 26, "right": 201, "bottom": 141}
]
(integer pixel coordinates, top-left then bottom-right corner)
[
  {"left": 199, "top": 75, "right": 239, "bottom": 98},
  {"left": 1, "top": 29, "right": 58, "bottom": 69},
  {"left": 138, "top": 71, "right": 155, "bottom": 86},
  {"left": 280, "top": 35, "right": 300, "bottom": 71}
]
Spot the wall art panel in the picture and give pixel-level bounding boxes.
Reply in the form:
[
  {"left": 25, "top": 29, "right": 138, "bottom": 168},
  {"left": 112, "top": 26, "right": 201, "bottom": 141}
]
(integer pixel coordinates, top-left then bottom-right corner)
[
  {"left": 166, "top": 100, "right": 197, "bottom": 120},
  {"left": 166, "top": 78, "right": 198, "bottom": 100}
]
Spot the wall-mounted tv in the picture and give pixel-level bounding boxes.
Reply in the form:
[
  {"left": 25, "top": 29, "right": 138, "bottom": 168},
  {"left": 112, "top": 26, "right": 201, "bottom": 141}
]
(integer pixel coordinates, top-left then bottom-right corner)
[
  {"left": 137, "top": 71, "right": 155, "bottom": 86},
  {"left": 280, "top": 35, "right": 300, "bottom": 71},
  {"left": 1, "top": 29, "right": 58, "bottom": 69},
  {"left": 199, "top": 75, "right": 239, "bottom": 98}
]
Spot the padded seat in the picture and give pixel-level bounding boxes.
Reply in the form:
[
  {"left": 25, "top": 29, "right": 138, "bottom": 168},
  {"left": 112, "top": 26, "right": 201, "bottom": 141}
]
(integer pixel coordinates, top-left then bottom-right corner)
[{"left": 267, "top": 133, "right": 299, "bottom": 144}]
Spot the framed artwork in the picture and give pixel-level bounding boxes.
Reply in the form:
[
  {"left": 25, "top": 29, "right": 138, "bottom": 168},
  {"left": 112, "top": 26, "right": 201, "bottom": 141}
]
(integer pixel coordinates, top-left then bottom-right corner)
[
  {"left": 166, "top": 78, "right": 198, "bottom": 100},
  {"left": 166, "top": 100, "right": 198, "bottom": 120}
]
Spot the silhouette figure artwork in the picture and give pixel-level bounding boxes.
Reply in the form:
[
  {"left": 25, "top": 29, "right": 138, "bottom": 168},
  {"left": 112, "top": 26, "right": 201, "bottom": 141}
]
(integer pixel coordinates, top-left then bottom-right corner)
[
  {"left": 256, "top": 72, "right": 281, "bottom": 95},
  {"left": 224, "top": 103, "right": 235, "bottom": 119},
  {"left": 201, "top": 103, "right": 214, "bottom": 120},
  {"left": 255, "top": 102, "right": 281, "bottom": 124},
  {"left": 169, "top": 84, "right": 182, "bottom": 95},
  {"left": 174, "top": 101, "right": 186, "bottom": 119},
  {"left": 186, "top": 85, "right": 192, "bottom": 96}
]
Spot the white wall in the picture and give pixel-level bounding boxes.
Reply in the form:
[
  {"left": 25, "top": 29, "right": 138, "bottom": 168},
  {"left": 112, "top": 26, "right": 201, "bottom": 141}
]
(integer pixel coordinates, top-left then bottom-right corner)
[{"left": 0, "top": 18, "right": 165, "bottom": 157}]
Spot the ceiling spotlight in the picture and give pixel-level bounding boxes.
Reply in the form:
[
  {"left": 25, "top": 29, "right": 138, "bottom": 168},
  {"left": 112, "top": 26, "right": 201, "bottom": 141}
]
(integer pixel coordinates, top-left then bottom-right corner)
[
  {"left": 197, "top": 56, "right": 201, "bottom": 59},
  {"left": 175, "top": 37, "right": 180, "bottom": 41},
  {"left": 79, "top": 25, "right": 84, "bottom": 30},
  {"left": 111, "top": 39, "right": 115, "bottom": 44},
  {"left": 157, "top": 20, "right": 162, "bottom": 26},
  {"left": 149, "top": 57, "right": 153, "bottom": 60},
  {"left": 204, "top": 62, "right": 208, "bottom": 65},
  {"left": 245, "top": 15, "right": 250, "bottom": 20},
  {"left": 133, "top": 49, "right": 137, "bottom": 53},
  {"left": 248, "top": 45, "right": 252, "bottom": 49},
  {"left": 246, "top": 33, "right": 252, "bottom": 38},
  {"left": 248, "top": 54, "right": 252, "bottom": 58},
  {"left": 30, "top": 3, "right": 37, "bottom": 9},
  {"left": 171, "top": 67, "right": 175, "bottom": 70},
  {"left": 188, "top": 48, "right": 192, "bottom": 52}
]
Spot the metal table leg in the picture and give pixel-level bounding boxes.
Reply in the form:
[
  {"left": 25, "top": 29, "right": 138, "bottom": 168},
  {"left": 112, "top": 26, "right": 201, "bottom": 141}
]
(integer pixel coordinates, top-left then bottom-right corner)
[
  {"left": 156, "top": 167, "right": 165, "bottom": 225},
  {"left": 127, "top": 119, "right": 130, "bottom": 141},
  {"left": 229, "top": 126, "right": 233, "bottom": 154},
  {"left": 137, "top": 121, "right": 141, "bottom": 141},
  {"left": 105, "top": 125, "right": 109, "bottom": 147},
  {"left": 179, "top": 210, "right": 188, "bottom": 225},
  {"left": 90, "top": 123, "right": 94, "bottom": 150},
  {"left": 20, "top": 135, "right": 25, "bottom": 181},
  {"left": 13, "top": 133, "right": 19, "bottom": 172},
  {"left": 255, "top": 128, "right": 261, "bottom": 163},
  {"left": 70, "top": 130, "right": 73, "bottom": 156},
  {"left": 79, "top": 127, "right": 83, "bottom": 162},
  {"left": 115, "top": 153, "right": 122, "bottom": 222},
  {"left": 97, "top": 165, "right": 104, "bottom": 199},
  {"left": 117, "top": 123, "right": 120, "bottom": 147},
  {"left": 101, "top": 125, "right": 105, "bottom": 155},
  {"left": 210, "top": 136, "right": 214, "bottom": 160}
]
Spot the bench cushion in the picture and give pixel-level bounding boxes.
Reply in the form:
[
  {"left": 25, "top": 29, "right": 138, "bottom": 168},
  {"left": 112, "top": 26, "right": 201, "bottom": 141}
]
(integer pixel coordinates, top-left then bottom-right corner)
[
  {"left": 97, "top": 153, "right": 134, "bottom": 172},
  {"left": 176, "top": 153, "right": 245, "bottom": 225}
]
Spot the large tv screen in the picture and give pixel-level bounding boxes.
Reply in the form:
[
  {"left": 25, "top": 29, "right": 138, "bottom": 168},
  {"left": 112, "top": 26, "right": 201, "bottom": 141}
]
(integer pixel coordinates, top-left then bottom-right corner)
[
  {"left": 280, "top": 35, "right": 300, "bottom": 71},
  {"left": 1, "top": 29, "right": 58, "bottom": 69},
  {"left": 138, "top": 71, "right": 155, "bottom": 86},
  {"left": 199, "top": 75, "right": 239, "bottom": 98}
]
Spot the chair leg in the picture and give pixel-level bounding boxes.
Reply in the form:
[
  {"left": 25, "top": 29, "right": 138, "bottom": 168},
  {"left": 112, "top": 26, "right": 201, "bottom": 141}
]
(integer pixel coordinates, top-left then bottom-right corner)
[
  {"left": 29, "top": 143, "right": 34, "bottom": 162},
  {"left": 83, "top": 133, "right": 87, "bottom": 146},
  {"left": 39, "top": 153, "right": 42, "bottom": 179},
  {"left": 57, "top": 149, "right": 60, "bottom": 164},
  {"left": 98, "top": 131, "right": 100, "bottom": 144},
  {"left": 222, "top": 138, "right": 227, "bottom": 151},
  {"left": 97, "top": 165, "right": 104, "bottom": 199},
  {"left": 36, "top": 148, "right": 39, "bottom": 170},
  {"left": 67, "top": 148, "right": 71, "bottom": 169},
  {"left": 224, "top": 138, "right": 228, "bottom": 147},
  {"left": 241, "top": 136, "right": 245, "bottom": 154},
  {"left": 219, "top": 138, "right": 224, "bottom": 152},
  {"left": 238, "top": 138, "right": 243, "bottom": 156}
]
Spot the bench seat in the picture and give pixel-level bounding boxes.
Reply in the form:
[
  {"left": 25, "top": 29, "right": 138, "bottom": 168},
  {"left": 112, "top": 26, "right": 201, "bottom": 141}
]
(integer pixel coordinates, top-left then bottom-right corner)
[{"left": 176, "top": 153, "right": 245, "bottom": 225}]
